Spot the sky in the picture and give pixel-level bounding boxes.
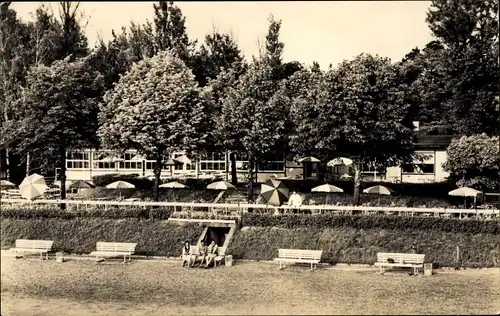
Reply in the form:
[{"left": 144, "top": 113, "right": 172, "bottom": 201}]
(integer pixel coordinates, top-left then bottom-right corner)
[{"left": 11, "top": 1, "right": 435, "bottom": 69}]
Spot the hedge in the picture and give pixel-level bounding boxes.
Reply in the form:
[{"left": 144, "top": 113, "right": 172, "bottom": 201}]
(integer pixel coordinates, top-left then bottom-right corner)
[
  {"left": 229, "top": 226, "right": 500, "bottom": 268},
  {"left": 0, "top": 206, "right": 173, "bottom": 220},
  {"left": 280, "top": 179, "right": 459, "bottom": 199},
  {"left": 1, "top": 218, "right": 204, "bottom": 256},
  {"left": 241, "top": 214, "right": 500, "bottom": 234},
  {"left": 92, "top": 174, "right": 153, "bottom": 189}
]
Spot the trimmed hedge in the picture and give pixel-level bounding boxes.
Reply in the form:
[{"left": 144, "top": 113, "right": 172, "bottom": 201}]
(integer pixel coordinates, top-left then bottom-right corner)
[
  {"left": 92, "top": 174, "right": 153, "bottom": 189},
  {"left": 229, "top": 226, "right": 500, "bottom": 268},
  {"left": 280, "top": 179, "right": 458, "bottom": 199},
  {"left": 1, "top": 218, "right": 204, "bottom": 256},
  {"left": 0, "top": 206, "right": 172, "bottom": 220},
  {"left": 241, "top": 214, "right": 500, "bottom": 234}
]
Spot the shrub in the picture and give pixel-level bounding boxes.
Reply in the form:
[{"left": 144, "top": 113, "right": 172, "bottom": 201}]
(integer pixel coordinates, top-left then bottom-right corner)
[
  {"left": 92, "top": 174, "right": 153, "bottom": 189},
  {"left": 0, "top": 206, "right": 173, "bottom": 220},
  {"left": 229, "top": 226, "right": 500, "bottom": 268},
  {"left": 241, "top": 214, "right": 500, "bottom": 234},
  {"left": 1, "top": 218, "right": 205, "bottom": 256}
]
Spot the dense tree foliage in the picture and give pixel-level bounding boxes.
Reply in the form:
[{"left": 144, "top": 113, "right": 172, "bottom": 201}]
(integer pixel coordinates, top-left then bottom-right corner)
[
  {"left": 98, "top": 52, "right": 209, "bottom": 200},
  {"left": 443, "top": 134, "right": 499, "bottom": 191}
]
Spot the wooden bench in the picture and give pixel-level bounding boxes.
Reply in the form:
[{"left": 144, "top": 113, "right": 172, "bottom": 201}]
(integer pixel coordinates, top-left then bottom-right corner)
[
  {"left": 89, "top": 242, "right": 137, "bottom": 263},
  {"left": 374, "top": 252, "right": 426, "bottom": 275},
  {"left": 183, "top": 245, "right": 227, "bottom": 267},
  {"left": 9, "top": 239, "right": 54, "bottom": 260},
  {"left": 273, "top": 248, "right": 323, "bottom": 270}
]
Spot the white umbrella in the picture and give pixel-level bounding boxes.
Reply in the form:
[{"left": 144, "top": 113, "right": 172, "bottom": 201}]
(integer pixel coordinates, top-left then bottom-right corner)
[
  {"left": 449, "top": 187, "right": 483, "bottom": 209},
  {"left": 311, "top": 184, "right": 344, "bottom": 193},
  {"left": 340, "top": 174, "right": 353, "bottom": 180},
  {"left": 363, "top": 185, "right": 393, "bottom": 205},
  {"left": 207, "top": 181, "right": 235, "bottom": 190},
  {"left": 159, "top": 181, "right": 187, "bottom": 189},
  {"left": 106, "top": 181, "right": 135, "bottom": 189},
  {"left": 311, "top": 184, "right": 343, "bottom": 204},
  {"left": 19, "top": 173, "right": 49, "bottom": 200},
  {"left": 298, "top": 156, "right": 321, "bottom": 163},
  {"left": 175, "top": 155, "right": 192, "bottom": 165},
  {"left": 327, "top": 157, "right": 353, "bottom": 167},
  {"left": 448, "top": 187, "right": 482, "bottom": 197},
  {"left": 0, "top": 180, "right": 15, "bottom": 188}
]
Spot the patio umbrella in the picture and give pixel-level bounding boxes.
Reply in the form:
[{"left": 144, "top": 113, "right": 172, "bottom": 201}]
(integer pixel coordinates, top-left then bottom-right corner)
[
  {"left": 327, "top": 157, "right": 353, "bottom": 167},
  {"left": 19, "top": 173, "right": 49, "bottom": 200},
  {"left": 340, "top": 174, "right": 353, "bottom": 180},
  {"left": 160, "top": 181, "right": 187, "bottom": 189},
  {"left": 69, "top": 180, "right": 95, "bottom": 191},
  {"left": 163, "top": 158, "right": 183, "bottom": 178},
  {"left": 106, "top": 181, "right": 135, "bottom": 189},
  {"left": 207, "top": 181, "right": 235, "bottom": 190},
  {"left": 311, "top": 184, "right": 344, "bottom": 204},
  {"left": 298, "top": 156, "right": 321, "bottom": 163},
  {"left": 160, "top": 181, "right": 188, "bottom": 201},
  {"left": 0, "top": 180, "right": 15, "bottom": 188},
  {"left": 448, "top": 187, "right": 482, "bottom": 209},
  {"left": 260, "top": 179, "right": 289, "bottom": 206},
  {"left": 363, "top": 185, "right": 394, "bottom": 205},
  {"left": 106, "top": 181, "right": 135, "bottom": 200},
  {"left": 175, "top": 155, "right": 192, "bottom": 165}
]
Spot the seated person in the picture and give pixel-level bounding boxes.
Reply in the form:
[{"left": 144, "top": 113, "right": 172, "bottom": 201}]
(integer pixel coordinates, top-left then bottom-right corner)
[
  {"left": 204, "top": 241, "right": 219, "bottom": 268},
  {"left": 194, "top": 241, "right": 208, "bottom": 268},
  {"left": 181, "top": 241, "right": 193, "bottom": 267}
]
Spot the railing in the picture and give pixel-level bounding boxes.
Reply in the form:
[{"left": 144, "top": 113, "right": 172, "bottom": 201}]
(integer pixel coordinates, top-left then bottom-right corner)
[{"left": 1, "top": 198, "right": 498, "bottom": 217}]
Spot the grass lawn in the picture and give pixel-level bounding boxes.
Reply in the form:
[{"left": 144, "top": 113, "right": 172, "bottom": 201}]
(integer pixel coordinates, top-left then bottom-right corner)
[{"left": 1, "top": 257, "right": 499, "bottom": 315}]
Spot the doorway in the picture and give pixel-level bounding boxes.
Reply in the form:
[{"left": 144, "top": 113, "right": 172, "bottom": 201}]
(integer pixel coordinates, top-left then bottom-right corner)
[{"left": 203, "top": 227, "right": 231, "bottom": 247}]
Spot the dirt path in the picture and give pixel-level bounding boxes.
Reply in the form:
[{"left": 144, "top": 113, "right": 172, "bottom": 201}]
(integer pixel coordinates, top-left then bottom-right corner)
[{"left": 2, "top": 257, "right": 499, "bottom": 315}]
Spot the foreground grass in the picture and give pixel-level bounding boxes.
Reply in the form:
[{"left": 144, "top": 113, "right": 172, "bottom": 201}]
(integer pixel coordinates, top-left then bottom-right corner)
[{"left": 1, "top": 257, "right": 499, "bottom": 315}]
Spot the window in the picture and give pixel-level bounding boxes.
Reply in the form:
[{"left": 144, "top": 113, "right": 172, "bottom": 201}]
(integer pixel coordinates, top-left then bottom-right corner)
[
  {"left": 93, "top": 162, "right": 115, "bottom": 169},
  {"left": 66, "top": 161, "right": 89, "bottom": 169},
  {"left": 200, "top": 152, "right": 226, "bottom": 171},
  {"left": 258, "top": 161, "right": 285, "bottom": 172},
  {"left": 66, "top": 151, "right": 90, "bottom": 169},
  {"left": 402, "top": 151, "right": 435, "bottom": 174},
  {"left": 119, "top": 161, "right": 142, "bottom": 169}
]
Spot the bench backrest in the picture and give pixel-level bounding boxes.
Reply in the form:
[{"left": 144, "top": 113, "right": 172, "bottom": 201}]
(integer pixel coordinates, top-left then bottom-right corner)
[
  {"left": 278, "top": 248, "right": 323, "bottom": 260},
  {"left": 377, "top": 252, "right": 425, "bottom": 264},
  {"left": 15, "top": 239, "right": 54, "bottom": 250},
  {"left": 96, "top": 242, "right": 137, "bottom": 253},
  {"left": 190, "top": 245, "right": 226, "bottom": 256}
]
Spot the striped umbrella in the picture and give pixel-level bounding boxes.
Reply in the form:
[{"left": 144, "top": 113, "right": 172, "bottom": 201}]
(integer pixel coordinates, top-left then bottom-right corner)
[
  {"left": 69, "top": 180, "right": 95, "bottom": 190},
  {"left": 19, "top": 173, "right": 49, "bottom": 200},
  {"left": 207, "top": 181, "right": 235, "bottom": 190},
  {"left": 363, "top": 185, "right": 393, "bottom": 196},
  {"left": 260, "top": 179, "right": 289, "bottom": 206}
]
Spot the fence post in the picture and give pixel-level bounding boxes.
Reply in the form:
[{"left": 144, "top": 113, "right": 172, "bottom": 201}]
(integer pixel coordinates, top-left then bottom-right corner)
[{"left": 456, "top": 245, "right": 460, "bottom": 264}]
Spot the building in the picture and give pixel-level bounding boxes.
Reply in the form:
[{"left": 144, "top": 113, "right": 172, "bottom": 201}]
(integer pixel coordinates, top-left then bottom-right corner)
[{"left": 63, "top": 134, "right": 455, "bottom": 184}]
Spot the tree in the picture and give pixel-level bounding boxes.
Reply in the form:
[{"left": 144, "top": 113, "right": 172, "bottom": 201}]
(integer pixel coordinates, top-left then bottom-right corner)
[
  {"left": 206, "top": 64, "right": 247, "bottom": 185},
  {"left": 153, "top": 1, "right": 193, "bottom": 61},
  {"left": 55, "top": 1, "right": 89, "bottom": 60},
  {"left": 191, "top": 30, "right": 245, "bottom": 87},
  {"left": 425, "top": 0, "right": 499, "bottom": 135},
  {"left": 0, "top": 56, "right": 104, "bottom": 206},
  {"left": 220, "top": 62, "right": 288, "bottom": 200},
  {"left": 289, "top": 54, "right": 415, "bottom": 204},
  {"left": 98, "top": 51, "right": 209, "bottom": 201},
  {"left": 443, "top": 134, "right": 499, "bottom": 191}
]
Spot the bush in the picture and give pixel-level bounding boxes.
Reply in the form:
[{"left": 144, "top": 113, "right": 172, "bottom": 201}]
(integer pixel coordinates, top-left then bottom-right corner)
[
  {"left": 0, "top": 206, "right": 173, "bottom": 220},
  {"left": 241, "top": 214, "right": 500, "bottom": 234},
  {"left": 1, "top": 218, "right": 205, "bottom": 256},
  {"left": 92, "top": 174, "right": 153, "bottom": 189},
  {"left": 280, "top": 179, "right": 458, "bottom": 199},
  {"left": 229, "top": 226, "right": 500, "bottom": 268}
]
